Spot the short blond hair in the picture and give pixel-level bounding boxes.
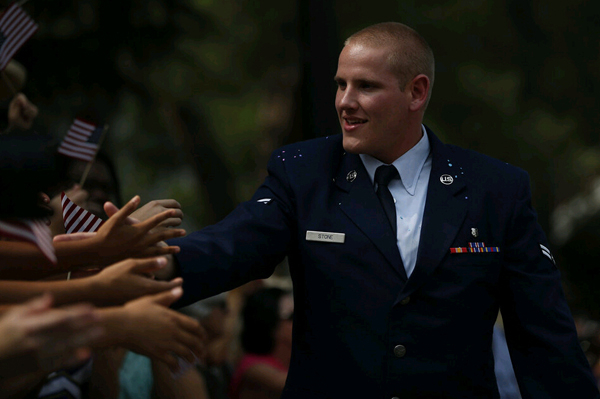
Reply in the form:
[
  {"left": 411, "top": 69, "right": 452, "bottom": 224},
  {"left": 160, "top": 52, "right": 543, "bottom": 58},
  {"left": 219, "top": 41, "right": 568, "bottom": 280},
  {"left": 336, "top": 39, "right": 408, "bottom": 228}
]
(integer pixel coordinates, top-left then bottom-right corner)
[{"left": 345, "top": 22, "right": 435, "bottom": 102}]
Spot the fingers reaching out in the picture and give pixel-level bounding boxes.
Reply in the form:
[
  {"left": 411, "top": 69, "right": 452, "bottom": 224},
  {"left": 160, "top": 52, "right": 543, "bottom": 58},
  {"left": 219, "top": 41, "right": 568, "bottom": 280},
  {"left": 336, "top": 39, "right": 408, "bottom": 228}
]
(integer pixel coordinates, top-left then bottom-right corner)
[
  {"left": 94, "top": 196, "right": 185, "bottom": 264},
  {"left": 121, "top": 287, "right": 207, "bottom": 372}
]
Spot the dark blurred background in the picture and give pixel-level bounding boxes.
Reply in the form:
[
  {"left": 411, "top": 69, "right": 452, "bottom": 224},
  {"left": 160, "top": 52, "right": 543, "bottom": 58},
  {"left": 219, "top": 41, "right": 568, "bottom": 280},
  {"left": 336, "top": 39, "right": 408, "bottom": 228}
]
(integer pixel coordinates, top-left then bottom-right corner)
[{"left": 12, "top": 0, "right": 600, "bottom": 316}]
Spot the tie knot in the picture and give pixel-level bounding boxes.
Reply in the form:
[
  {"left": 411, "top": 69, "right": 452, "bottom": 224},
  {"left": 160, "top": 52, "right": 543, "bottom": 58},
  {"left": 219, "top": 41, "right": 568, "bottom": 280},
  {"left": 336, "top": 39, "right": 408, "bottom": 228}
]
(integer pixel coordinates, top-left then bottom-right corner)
[{"left": 374, "top": 165, "right": 399, "bottom": 187}]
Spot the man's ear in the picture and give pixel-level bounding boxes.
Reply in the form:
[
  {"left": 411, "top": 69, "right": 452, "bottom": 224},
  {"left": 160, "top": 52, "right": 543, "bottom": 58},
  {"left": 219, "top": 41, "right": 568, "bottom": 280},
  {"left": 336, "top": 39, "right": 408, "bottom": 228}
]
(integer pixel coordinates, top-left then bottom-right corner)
[{"left": 408, "top": 74, "right": 430, "bottom": 112}]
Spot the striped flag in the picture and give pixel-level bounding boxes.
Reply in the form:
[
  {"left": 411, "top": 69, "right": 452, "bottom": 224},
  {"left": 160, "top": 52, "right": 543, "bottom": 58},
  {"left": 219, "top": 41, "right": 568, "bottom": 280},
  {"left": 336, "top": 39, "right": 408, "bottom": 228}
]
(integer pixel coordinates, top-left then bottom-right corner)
[
  {"left": 0, "top": 3, "right": 38, "bottom": 71},
  {"left": 61, "top": 192, "right": 104, "bottom": 234},
  {"left": 57, "top": 119, "right": 104, "bottom": 162},
  {"left": 0, "top": 218, "right": 56, "bottom": 264}
]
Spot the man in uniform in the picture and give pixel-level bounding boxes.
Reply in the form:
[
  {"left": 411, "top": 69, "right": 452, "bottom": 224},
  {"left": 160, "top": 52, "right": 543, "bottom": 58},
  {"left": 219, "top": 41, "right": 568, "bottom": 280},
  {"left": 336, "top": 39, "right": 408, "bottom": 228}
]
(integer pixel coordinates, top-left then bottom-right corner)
[{"left": 163, "top": 22, "right": 599, "bottom": 398}]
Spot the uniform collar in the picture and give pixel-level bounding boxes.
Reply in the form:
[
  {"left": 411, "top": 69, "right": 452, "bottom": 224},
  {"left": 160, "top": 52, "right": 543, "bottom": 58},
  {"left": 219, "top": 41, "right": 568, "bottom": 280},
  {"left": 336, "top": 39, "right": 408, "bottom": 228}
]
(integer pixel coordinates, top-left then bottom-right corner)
[{"left": 359, "top": 125, "right": 431, "bottom": 196}]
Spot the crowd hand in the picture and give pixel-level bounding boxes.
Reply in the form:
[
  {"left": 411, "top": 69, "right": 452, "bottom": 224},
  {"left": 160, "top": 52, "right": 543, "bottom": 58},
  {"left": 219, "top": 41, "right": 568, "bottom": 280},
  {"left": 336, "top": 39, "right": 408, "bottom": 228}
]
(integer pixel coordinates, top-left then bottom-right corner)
[
  {"left": 121, "top": 287, "right": 207, "bottom": 372},
  {"left": 87, "top": 257, "right": 183, "bottom": 307},
  {"left": 7, "top": 93, "right": 38, "bottom": 131},
  {"left": 0, "top": 294, "right": 103, "bottom": 378},
  {"left": 126, "top": 199, "right": 183, "bottom": 232},
  {"left": 89, "top": 196, "right": 185, "bottom": 265}
]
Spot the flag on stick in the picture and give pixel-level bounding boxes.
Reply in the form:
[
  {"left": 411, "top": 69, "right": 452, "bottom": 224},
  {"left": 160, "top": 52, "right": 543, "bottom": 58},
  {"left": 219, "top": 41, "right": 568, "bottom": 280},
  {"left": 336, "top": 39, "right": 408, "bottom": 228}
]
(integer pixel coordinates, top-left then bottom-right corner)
[
  {"left": 61, "top": 192, "right": 104, "bottom": 234},
  {"left": 0, "top": 3, "right": 37, "bottom": 71},
  {"left": 0, "top": 218, "right": 56, "bottom": 264},
  {"left": 57, "top": 119, "right": 105, "bottom": 163}
]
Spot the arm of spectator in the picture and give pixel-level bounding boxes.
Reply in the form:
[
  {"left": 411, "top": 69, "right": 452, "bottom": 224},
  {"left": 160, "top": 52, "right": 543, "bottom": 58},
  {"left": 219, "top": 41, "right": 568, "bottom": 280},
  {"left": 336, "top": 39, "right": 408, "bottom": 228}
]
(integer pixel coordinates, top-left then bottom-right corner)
[
  {"left": 55, "top": 195, "right": 186, "bottom": 268},
  {"left": 95, "top": 287, "right": 207, "bottom": 372},
  {"left": 0, "top": 196, "right": 185, "bottom": 279},
  {"left": 241, "top": 363, "right": 288, "bottom": 396},
  {"left": 118, "top": 199, "right": 184, "bottom": 231},
  {"left": 0, "top": 257, "right": 183, "bottom": 307},
  {"left": 103, "top": 198, "right": 185, "bottom": 282},
  {"left": 0, "top": 294, "right": 103, "bottom": 379},
  {"left": 87, "top": 347, "right": 126, "bottom": 399},
  {"left": 7, "top": 93, "right": 38, "bottom": 131},
  {"left": 152, "top": 359, "right": 209, "bottom": 399}
]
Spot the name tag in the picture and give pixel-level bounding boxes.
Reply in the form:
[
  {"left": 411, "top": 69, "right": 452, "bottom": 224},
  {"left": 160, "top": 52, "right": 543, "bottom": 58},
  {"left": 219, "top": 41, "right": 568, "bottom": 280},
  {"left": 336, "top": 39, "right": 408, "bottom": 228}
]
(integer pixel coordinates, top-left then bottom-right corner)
[{"left": 306, "top": 230, "right": 345, "bottom": 244}]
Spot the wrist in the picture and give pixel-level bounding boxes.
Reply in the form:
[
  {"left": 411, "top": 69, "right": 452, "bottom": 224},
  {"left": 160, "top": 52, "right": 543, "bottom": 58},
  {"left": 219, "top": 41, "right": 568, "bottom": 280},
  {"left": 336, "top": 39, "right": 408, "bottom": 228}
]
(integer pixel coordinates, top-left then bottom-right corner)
[{"left": 96, "top": 307, "right": 130, "bottom": 348}]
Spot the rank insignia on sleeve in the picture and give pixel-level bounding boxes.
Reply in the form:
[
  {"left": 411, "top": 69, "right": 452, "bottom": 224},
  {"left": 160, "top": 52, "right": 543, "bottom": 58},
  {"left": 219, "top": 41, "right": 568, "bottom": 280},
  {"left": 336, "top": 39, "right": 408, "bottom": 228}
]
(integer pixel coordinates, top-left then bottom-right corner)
[{"left": 540, "top": 243, "right": 556, "bottom": 265}]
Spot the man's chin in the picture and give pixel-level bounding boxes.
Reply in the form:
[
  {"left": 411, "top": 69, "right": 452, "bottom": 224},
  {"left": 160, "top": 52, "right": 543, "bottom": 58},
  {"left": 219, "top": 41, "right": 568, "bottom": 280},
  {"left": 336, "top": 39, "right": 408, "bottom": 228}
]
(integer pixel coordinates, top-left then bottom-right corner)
[{"left": 342, "top": 137, "right": 363, "bottom": 155}]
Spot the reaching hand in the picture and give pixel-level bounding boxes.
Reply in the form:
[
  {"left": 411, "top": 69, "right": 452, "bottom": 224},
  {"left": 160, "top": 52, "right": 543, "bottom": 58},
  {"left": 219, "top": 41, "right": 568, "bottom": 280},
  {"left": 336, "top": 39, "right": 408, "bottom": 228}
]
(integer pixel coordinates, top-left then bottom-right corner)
[
  {"left": 105, "top": 199, "right": 184, "bottom": 233},
  {"left": 0, "top": 294, "right": 103, "bottom": 378},
  {"left": 121, "top": 287, "right": 207, "bottom": 372},
  {"left": 7, "top": 93, "right": 38, "bottom": 131},
  {"left": 87, "top": 257, "right": 183, "bottom": 306},
  {"left": 89, "top": 196, "right": 185, "bottom": 264}
]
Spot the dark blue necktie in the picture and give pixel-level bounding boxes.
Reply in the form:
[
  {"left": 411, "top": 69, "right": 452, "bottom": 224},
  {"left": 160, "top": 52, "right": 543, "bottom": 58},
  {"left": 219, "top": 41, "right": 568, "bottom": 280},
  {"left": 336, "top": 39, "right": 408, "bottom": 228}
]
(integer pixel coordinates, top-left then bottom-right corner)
[{"left": 375, "top": 165, "right": 399, "bottom": 234}]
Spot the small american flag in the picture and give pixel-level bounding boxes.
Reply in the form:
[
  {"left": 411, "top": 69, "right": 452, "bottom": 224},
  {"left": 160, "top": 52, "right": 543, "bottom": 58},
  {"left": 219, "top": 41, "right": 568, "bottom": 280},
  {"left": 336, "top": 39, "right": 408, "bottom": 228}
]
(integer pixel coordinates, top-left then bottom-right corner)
[
  {"left": 57, "top": 119, "right": 104, "bottom": 162},
  {"left": 0, "top": 3, "right": 38, "bottom": 71},
  {"left": 61, "top": 192, "right": 104, "bottom": 234},
  {"left": 0, "top": 218, "right": 56, "bottom": 264}
]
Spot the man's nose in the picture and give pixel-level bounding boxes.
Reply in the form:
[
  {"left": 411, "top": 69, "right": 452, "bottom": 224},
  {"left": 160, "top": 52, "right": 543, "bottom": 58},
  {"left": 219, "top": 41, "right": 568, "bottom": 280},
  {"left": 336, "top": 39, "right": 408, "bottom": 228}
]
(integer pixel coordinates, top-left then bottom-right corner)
[{"left": 337, "top": 87, "right": 358, "bottom": 110}]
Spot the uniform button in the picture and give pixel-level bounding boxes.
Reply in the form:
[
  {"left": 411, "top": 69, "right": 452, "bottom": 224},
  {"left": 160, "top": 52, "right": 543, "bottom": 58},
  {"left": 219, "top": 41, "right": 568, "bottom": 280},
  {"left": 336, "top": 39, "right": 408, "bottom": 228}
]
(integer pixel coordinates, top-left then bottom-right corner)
[
  {"left": 400, "top": 296, "right": 410, "bottom": 305},
  {"left": 393, "top": 344, "right": 406, "bottom": 358}
]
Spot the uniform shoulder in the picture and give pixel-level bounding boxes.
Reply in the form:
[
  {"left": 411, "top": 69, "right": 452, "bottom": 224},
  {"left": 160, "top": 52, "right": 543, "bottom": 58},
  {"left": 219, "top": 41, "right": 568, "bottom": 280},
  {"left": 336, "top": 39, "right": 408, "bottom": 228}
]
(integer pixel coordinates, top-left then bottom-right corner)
[
  {"left": 270, "top": 134, "right": 343, "bottom": 164},
  {"left": 446, "top": 143, "right": 527, "bottom": 179},
  {"left": 275, "top": 134, "right": 342, "bottom": 154}
]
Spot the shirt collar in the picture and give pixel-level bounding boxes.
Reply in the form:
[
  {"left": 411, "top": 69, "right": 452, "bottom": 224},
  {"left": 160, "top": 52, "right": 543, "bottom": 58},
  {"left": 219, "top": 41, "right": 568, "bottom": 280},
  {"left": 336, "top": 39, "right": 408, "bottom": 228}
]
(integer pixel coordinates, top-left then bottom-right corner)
[{"left": 360, "top": 125, "right": 431, "bottom": 196}]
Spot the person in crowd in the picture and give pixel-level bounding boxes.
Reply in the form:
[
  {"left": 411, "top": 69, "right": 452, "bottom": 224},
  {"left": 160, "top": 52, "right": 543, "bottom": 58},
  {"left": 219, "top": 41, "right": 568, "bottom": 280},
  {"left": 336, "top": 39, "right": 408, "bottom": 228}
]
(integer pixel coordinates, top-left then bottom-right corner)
[
  {"left": 229, "top": 287, "right": 292, "bottom": 399},
  {"left": 0, "top": 60, "right": 38, "bottom": 134},
  {"left": 0, "top": 133, "right": 205, "bottom": 398},
  {"left": 0, "top": 294, "right": 103, "bottom": 399},
  {"left": 181, "top": 292, "right": 232, "bottom": 399},
  {"left": 157, "top": 22, "right": 599, "bottom": 398}
]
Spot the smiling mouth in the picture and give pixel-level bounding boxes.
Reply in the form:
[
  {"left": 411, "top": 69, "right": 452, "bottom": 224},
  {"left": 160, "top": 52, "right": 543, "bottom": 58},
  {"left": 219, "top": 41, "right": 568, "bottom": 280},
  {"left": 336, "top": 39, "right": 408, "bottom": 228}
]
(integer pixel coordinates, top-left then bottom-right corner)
[{"left": 344, "top": 118, "right": 367, "bottom": 125}]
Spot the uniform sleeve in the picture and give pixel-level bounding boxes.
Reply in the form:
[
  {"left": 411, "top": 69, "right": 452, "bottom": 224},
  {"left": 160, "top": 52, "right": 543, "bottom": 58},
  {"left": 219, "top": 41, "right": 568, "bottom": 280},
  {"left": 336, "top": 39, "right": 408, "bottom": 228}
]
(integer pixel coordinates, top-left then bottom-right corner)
[
  {"left": 168, "top": 149, "right": 297, "bottom": 306},
  {"left": 499, "top": 170, "right": 599, "bottom": 398}
]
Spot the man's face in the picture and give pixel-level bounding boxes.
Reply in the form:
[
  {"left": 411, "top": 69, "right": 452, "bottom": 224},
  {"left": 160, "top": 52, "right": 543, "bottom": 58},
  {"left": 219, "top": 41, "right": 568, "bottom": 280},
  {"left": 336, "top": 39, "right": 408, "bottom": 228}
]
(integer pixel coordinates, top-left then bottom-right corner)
[{"left": 335, "top": 43, "right": 413, "bottom": 164}]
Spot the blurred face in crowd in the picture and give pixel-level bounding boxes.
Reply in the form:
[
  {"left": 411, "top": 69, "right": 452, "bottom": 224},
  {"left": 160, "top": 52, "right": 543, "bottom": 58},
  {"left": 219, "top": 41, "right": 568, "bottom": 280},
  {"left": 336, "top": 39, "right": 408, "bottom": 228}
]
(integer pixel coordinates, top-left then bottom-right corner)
[
  {"left": 202, "top": 301, "right": 228, "bottom": 341},
  {"left": 335, "top": 42, "right": 415, "bottom": 164},
  {"left": 67, "top": 159, "right": 116, "bottom": 218},
  {"left": 275, "top": 293, "right": 294, "bottom": 348}
]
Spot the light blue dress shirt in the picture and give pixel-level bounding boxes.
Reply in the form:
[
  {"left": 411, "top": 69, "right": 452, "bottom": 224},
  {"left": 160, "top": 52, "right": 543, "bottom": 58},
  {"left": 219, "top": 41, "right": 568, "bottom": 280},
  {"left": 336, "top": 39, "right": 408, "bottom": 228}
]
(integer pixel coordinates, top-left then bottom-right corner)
[{"left": 360, "top": 126, "right": 432, "bottom": 277}]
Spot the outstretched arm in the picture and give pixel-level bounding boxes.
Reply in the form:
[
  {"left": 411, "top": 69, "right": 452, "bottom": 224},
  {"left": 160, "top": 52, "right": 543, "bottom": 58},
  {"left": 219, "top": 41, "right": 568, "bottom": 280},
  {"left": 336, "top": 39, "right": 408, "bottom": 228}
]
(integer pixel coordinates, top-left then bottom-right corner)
[
  {"left": 0, "top": 257, "right": 183, "bottom": 308},
  {"left": 94, "top": 287, "right": 207, "bottom": 372},
  {"left": 0, "top": 196, "right": 186, "bottom": 280}
]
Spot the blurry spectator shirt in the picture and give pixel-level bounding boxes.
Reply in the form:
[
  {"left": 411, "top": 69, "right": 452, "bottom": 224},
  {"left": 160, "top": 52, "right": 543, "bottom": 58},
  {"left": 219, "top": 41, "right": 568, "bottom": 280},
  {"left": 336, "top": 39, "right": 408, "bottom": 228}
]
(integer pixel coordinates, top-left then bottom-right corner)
[
  {"left": 36, "top": 359, "right": 93, "bottom": 399},
  {"left": 230, "top": 354, "right": 287, "bottom": 399},
  {"left": 198, "top": 363, "right": 233, "bottom": 399},
  {"left": 118, "top": 351, "right": 153, "bottom": 399}
]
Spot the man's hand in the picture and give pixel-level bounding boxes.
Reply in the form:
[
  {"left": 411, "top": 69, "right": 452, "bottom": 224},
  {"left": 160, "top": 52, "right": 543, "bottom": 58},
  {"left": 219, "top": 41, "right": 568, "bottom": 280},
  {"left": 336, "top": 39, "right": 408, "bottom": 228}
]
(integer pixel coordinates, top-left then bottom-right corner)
[
  {"left": 90, "top": 196, "right": 185, "bottom": 264},
  {"left": 7, "top": 93, "right": 38, "bottom": 131},
  {"left": 120, "top": 287, "right": 207, "bottom": 372},
  {"left": 128, "top": 199, "right": 184, "bottom": 232},
  {"left": 87, "top": 257, "right": 183, "bottom": 307}
]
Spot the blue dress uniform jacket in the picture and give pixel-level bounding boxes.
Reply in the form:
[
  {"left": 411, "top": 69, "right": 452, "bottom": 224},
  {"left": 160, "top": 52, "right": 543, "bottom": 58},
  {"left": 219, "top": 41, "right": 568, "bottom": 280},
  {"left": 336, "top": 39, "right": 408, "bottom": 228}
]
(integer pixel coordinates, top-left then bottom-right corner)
[{"left": 170, "top": 128, "right": 599, "bottom": 399}]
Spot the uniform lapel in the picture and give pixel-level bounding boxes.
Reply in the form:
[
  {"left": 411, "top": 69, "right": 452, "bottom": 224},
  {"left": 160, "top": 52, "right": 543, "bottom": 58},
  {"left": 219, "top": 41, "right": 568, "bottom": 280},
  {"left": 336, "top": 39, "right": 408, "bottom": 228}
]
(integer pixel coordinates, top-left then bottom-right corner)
[
  {"left": 334, "top": 151, "right": 407, "bottom": 281},
  {"left": 399, "top": 129, "right": 468, "bottom": 299}
]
